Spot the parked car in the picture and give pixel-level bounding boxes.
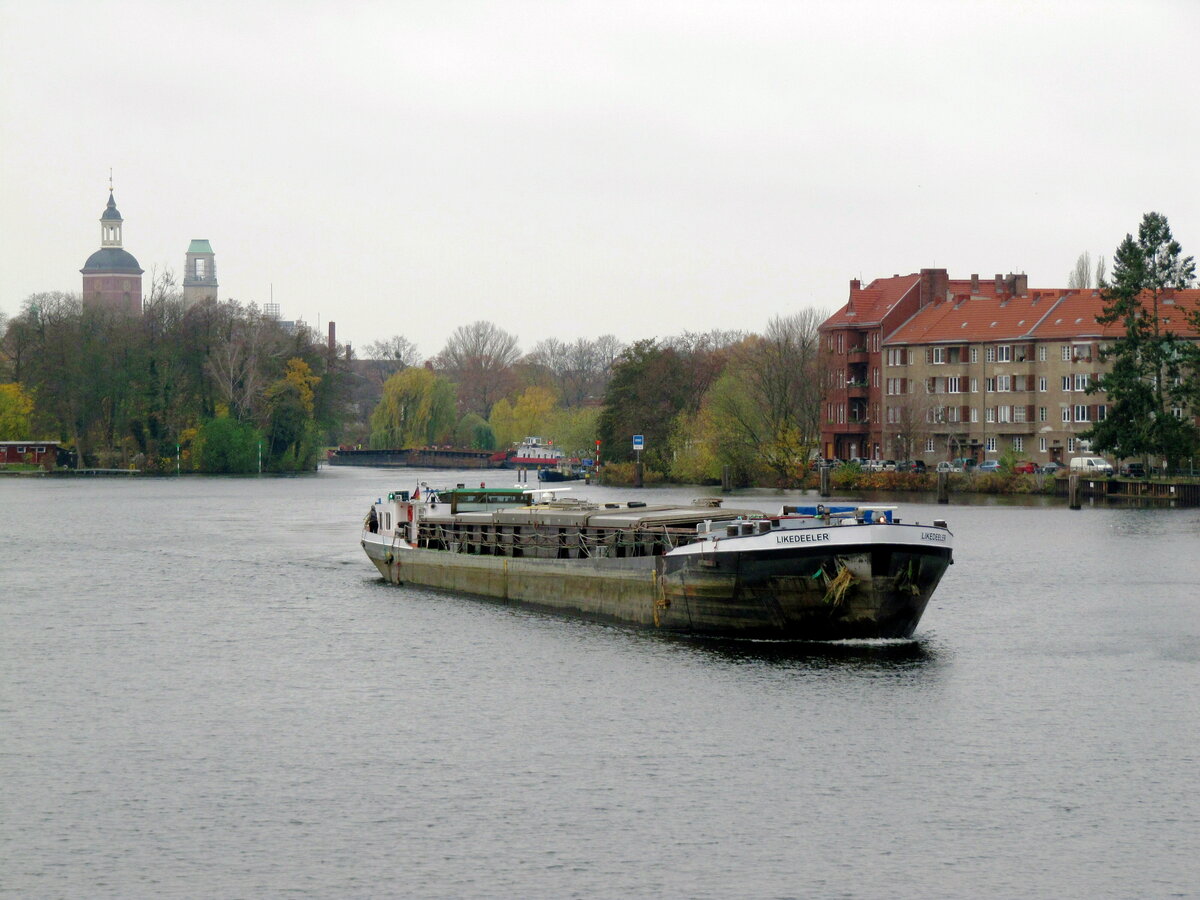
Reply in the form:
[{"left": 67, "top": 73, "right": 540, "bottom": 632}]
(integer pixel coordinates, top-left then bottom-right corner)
[
  {"left": 977, "top": 460, "right": 1001, "bottom": 472},
  {"left": 901, "top": 460, "right": 927, "bottom": 474},
  {"left": 1012, "top": 460, "right": 1037, "bottom": 474},
  {"left": 1040, "top": 461, "right": 1065, "bottom": 474},
  {"left": 1120, "top": 462, "right": 1146, "bottom": 478},
  {"left": 880, "top": 459, "right": 897, "bottom": 472},
  {"left": 952, "top": 457, "right": 977, "bottom": 471},
  {"left": 1070, "top": 456, "right": 1114, "bottom": 475},
  {"left": 935, "top": 461, "right": 959, "bottom": 473}
]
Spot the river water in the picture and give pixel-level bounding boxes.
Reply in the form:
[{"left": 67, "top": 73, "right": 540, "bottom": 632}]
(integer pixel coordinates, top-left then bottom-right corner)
[{"left": 2, "top": 467, "right": 1198, "bottom": 899}]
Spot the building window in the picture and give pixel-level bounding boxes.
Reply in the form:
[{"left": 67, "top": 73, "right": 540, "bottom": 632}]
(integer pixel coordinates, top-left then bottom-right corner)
[
  {"left": 932, "top": 347, "right": 945, "bottom": 364},
  {"left": 1075, "top": 405, "right": 1090, "bottom": 422},
  {"left": 986, "top": 407, "right": 996, "bottom": 423},
  {"left": 986, "top": 437, "right": 997, "bottom": 452},
  {"left": 1061, "top": 345, "right": 1071, "bottom": 361},
  {"left": 1038, "top": 345, "right": 1047, "bottom": 361},
  {"left": 970, "top": 347, "right": 979, "bottom": 363},
  {"left": 1074, "top": 373, "right": 1089, "bottom": 391},
  {"left": 1039, "top": 407, "right": 1047, "bottom": 422},
  {"left": 947, "top": 376, "right": 962, "bottom": 393},
  {"left": 970, "top": 408, "right": 979, "bottom": 423},
  {"left": 1039, "top": 376, "right": 1048, "bottom": 392},
  {"left": 985, "top": 377, "right": 996, "bottom": 392},
  {"left": 997, "top": 345, "right": 1012, "bottom": 362},
  {"left": 986, "top": 347, "right": 996, "bottom": 363},
  {"left": 998, "top": 405, "right": 1012, "bottom": 423},
  {"left": 1039, "top": 437, "right": 1047, "bottom": 452},
  {"left": 997, "top": 375, "right": 1011, "bottom": 392},
  {"left": 1014, "top": 406, "right": 1027, "bottom": 423},
  {"left": 1062, "top": 376, "right": 1072, "bottom": 392},
  {"left": 1012, "top": 437, "right": 1024, "bottom": 452},
  {"left": 1067, "top": 438, "right": 1076, "bottom": 452},
  {"left": 837, "top": 333, "right": 843, "bottom": 354},
  {"left": 1062, "top": 408, "right": 1072, "bottom": 422},
  {"left": 1097, "top": 405, "right": 1107, "bottom": 421},
  {"left": 924, "top": 439, "right": 935, "bottom": 453}
]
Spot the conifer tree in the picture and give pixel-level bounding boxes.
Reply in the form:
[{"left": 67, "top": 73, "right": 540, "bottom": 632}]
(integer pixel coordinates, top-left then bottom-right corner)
[{"left": 1085, "top": 212, "right": 1196, "bottom": 470}]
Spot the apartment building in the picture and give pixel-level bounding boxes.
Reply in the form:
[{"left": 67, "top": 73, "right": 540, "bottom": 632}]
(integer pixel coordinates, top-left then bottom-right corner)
[{"left": 820, "top": 270, "right": 1200, "bottom": 465}]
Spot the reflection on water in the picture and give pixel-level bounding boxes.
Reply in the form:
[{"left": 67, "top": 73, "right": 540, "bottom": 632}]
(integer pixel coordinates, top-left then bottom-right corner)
[
  {"left": 653, "top": 632, "right": 938, "bottom": 670},
  {"left": 2, "top": 466, "right": 1198, "bottom": 900}
]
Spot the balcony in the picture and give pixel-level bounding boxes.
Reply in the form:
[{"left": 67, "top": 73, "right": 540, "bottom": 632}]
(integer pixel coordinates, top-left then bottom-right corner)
[{"left": 846, "top": 381, "right": 869, "bottom": 399}]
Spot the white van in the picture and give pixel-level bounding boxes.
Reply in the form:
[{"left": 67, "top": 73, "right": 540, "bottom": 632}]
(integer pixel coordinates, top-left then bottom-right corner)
[{"left": 1069, "top": 456, "right": 1114, "bottom": 475}]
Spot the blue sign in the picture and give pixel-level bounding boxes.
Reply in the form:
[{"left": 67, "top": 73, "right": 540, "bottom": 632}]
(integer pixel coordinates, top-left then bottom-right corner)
[{"left": 632, "top": 434, "right": 644, "bottom": 450}]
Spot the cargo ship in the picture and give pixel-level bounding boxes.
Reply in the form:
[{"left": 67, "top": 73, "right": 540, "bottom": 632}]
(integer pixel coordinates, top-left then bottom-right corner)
[{"left": 361, "top": 486, "right": 954, "bottom": 640}]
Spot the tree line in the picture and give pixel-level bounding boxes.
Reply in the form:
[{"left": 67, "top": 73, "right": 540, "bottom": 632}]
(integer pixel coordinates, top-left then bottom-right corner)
[
  {"left": 1, "top": 281, "right": 830, "bottom": 484},
  {"left": 0, "top": 285, "right": 344, "bottom": 472},
  {"left": 9, "top": 211, "right": 1188, "bottom": 482}
]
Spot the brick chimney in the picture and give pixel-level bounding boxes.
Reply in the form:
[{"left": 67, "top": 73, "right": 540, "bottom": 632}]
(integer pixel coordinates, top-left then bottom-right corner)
[
  {"left": 919, "top": 268, "right": 949, "bottom": 307},
  {"left": 1013, "top": 273, "right": 1028, "bottom": 295},
  {"left": 970, "top": 273, "right": 980, "bottom": 294},
  {"left": 328, "top": 321, "right": 336, "bottom": 353},
  {"left": 995, "top": 273, "right": 1005, "bottom": 294}
]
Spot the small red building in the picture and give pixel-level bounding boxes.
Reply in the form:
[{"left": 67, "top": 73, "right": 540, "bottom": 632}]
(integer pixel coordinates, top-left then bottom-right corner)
[{"left": 0, "top": 441, "right": 61, "bottom": 465}]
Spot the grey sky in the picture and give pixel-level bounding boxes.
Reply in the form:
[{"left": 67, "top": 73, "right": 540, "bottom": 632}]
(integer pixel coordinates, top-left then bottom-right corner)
[{"left": 2, "top": 0, "right": 1197, "bottom": 360}]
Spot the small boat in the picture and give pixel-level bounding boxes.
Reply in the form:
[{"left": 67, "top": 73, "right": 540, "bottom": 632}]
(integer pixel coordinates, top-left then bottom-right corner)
[
  {"left": 536, "top": 466, "right": 582, "bottom": 482},
  {"left": 361, "top": 487, "right": 953, "bottom": 640},
  {"left": 506, "top": 436, "right": 564, "bottom": 468}
]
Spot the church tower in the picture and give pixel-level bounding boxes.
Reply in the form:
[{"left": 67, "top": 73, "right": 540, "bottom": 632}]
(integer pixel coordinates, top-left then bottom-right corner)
[
  {"left": 182, "top": 239, "right": 218, "bottom": 307},
  {"left": 80, "top": 188, "right": 144, "bottom": 314}
]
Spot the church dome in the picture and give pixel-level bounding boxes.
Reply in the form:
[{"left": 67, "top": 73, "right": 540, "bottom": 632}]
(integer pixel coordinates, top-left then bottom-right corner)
[
  {"left": 81, "top": 247, "right": 143, "bottom": 273},
  {"left": 101, "top": 191, "right": 123, "bottom": 221}
]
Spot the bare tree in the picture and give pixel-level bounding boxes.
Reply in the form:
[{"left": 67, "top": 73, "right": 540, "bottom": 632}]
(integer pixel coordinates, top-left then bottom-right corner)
[
  {"left": 664, "top": 329, "right": 747, "bottom": 414},
  {"left": 1068, "top": 252, "right": 1092, "bottom": 289},
  {"left": 207, "top": 306, "right": 280, "bottom": 422},
  {"left": 360, "top": 334, "right": 421, "bottom": 394},
  {"left": 363, "top": 335, "right": 420, "bottom": 366},
  {"left": 706, "top": 311, "right": 826, "bottom": 485},
  {"left": 526, "top": 334, "right": 625, "bottom": 407},
  {"left": 434, "top": 320, "right": 521, "bottom": 417},
  {"left": 1095, "top": 254, "right": 1107, "bottom": 287},
  {"left": 886, "top": 388, "right": 936, "bottom": 461}
]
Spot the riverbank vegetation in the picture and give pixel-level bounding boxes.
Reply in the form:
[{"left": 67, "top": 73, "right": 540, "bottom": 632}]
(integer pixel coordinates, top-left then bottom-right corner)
[{"left": 3, "top": 213, "right": 1196, "bottom": 483}]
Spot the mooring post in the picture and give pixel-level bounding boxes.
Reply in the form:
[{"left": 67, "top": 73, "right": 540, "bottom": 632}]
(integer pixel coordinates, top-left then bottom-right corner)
[
  {"left": 635, "top": 460, "right": 644, "bottom": 488},
  {"left": 819, "top": 465, "right": 831, "bottom": 498},
  {"left": 937, "top": 471, "right": 949, "bottom": 504},
  {"left": 721, "top": 465, "right": 731, "bottom": 493},
  {"left": 1069, "top": 474, "right": 1081, "bottom": 510}
]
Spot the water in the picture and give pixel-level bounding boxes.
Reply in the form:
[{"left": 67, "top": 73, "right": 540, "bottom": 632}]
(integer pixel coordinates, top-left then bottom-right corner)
[{"left": 2, "top": 468, "right": 1198, "bottom": 898}]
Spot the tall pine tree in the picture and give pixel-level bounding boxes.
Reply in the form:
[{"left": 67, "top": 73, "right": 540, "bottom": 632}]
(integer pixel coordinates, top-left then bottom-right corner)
[{"left": 1085, "top": 212, "right": 1196, "bottom": 470}]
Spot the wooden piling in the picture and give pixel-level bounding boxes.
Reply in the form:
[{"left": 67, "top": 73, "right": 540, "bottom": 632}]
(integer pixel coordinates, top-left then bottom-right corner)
[
  {"left": 819, "top": 466, "right": 831, "bottom": 498},
  {"left": 1069, "top": 474, "right": 1081, "bottom": 509},
  {"left": 937, "top": 471, "right": 949, "bottom": 504},
  {"left": 721, "top": 465, "right": 731, "bottom": 493},
  {"left": 635, "top": 461, "right": 644, "bottom": 488}
]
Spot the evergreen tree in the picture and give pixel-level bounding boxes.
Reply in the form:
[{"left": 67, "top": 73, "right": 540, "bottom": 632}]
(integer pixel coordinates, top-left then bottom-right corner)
[{"left": 1085, "top": 212, "right": 1196, "bottom": 470}]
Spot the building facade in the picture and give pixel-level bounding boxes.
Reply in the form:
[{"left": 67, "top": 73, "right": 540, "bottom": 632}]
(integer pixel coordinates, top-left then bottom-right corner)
[
  {"left": 820, "top": 270, "right": 1200, "bottom": 466},
  {"left": 80, "top": 191, "right": 143, "bottom": 314},
  {"left": 818, "top": 269, "right": 949, "bottom": 460}
]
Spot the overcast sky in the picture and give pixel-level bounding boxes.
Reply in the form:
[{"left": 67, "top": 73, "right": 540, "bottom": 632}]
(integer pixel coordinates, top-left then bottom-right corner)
[{"left": 2, "top": 0, "right": 1197, "bottom": 359}]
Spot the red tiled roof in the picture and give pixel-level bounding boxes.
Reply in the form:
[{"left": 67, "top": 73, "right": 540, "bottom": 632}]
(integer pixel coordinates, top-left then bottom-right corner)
[
  {"left": 823, "top": 274, "right": 920, "bottom": 328},
  {"left": 884, "top": 288, "right": 1200, "bottom": 344}
]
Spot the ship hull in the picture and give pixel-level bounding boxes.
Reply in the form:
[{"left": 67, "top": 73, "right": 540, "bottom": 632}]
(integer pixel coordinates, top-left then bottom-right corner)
[{"left": 362, "top": 526, "right": 950, "bottom": 640}]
